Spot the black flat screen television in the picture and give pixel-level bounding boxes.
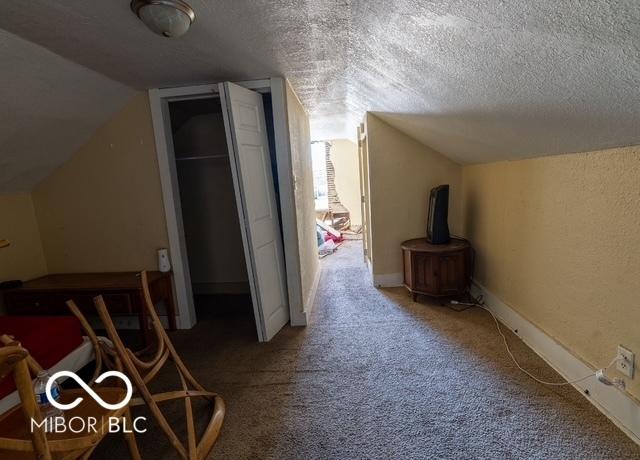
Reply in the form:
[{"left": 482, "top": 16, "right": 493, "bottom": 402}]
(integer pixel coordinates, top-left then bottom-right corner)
[{"left": 427, "top": 184, "right": 450, "bottom": 244}]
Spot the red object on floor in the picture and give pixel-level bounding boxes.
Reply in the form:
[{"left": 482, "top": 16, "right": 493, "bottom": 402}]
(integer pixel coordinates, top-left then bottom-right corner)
[
  {"left": 324, "top": 232, "right": 344, "bottom": 243},
  {"left": 0, "top": 316, "right": 83, "bottom": 399}
]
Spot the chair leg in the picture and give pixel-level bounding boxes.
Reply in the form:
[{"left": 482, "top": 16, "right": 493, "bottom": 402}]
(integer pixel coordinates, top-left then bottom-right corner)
[{"left": 124, "top": 407, "right": 142, "bottom": 460}]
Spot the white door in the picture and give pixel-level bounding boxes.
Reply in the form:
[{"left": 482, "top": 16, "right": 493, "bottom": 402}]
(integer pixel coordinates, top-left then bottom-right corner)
[{"left": 219, "top": 82, "right": 289, "bottom": 341}]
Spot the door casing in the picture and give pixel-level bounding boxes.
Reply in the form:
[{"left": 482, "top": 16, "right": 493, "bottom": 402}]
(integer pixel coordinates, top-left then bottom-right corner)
[{"left": 148, "top": 78, "right": 305, "bottom": 335}]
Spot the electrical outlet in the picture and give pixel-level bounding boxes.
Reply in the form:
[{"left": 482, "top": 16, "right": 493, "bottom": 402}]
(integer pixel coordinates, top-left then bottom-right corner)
[{"left": 617, "top": 345, "right": 635, "bottom": 378}]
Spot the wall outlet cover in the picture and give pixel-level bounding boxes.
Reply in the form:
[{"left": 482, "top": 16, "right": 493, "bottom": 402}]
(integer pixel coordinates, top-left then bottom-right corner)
[{"left": 617, "top": 345, "right": 635, "bottom": 378}]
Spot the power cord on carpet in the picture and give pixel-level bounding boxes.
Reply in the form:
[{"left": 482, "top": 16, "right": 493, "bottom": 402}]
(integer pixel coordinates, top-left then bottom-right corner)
[{"left": 448, "top": 295, "right": 622, "bottom": 387}]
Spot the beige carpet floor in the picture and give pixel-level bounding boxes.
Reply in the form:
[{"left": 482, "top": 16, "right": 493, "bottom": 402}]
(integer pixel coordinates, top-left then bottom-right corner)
[{"left": 93, "top": 240, "right": 640, "bottom": 459}]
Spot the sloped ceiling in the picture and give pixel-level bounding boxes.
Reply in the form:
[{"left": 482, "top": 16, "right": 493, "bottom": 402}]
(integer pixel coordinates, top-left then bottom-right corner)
[
  {"left": 0, "top": 1, "right": 639, "bottom": 176},
  {"left": 0, "top": 29, "right": 133, "bottom": 192}
]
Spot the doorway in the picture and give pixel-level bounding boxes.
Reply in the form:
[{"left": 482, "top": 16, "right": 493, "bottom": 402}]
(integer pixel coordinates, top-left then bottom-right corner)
[
  {"left": 169, "top": 96, "right": 254, "bottom": 333},
  {"left": 150, "top": 81, "right": 293, "bottom": 341},
  {"left": 311, "top": 139, "right": 364, "bottom": 261}
]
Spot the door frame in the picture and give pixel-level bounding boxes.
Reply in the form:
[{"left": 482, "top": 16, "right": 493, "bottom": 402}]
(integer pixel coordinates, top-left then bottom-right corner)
[
  {"left": 357, "top": 125, "right": 368, "bottom": 263},
  {"left": 148, "top": 78, "right": 304, "bottom": 330},
  {"left": 357, "top": 122, "right": 373, "bottom": 270}
]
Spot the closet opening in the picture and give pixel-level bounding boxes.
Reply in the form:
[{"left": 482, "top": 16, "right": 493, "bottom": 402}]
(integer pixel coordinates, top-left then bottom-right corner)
[
  {"left": 168, "top": 94, "right": 282, "bottom": 339},
  {"left": 153, "top": 80, "right": 294, "bottom": 341}
]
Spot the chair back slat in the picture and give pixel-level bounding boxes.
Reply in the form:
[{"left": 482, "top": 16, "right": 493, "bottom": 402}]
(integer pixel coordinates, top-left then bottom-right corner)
[
  {"left": 90, "top": 270, "right": 225, "bottom": 459},
  {"left": 0, "top": 345, "right": 51, "bottom": 459},
  {"left": 65, "top": 300, "right": 104, "bottom": 386}
]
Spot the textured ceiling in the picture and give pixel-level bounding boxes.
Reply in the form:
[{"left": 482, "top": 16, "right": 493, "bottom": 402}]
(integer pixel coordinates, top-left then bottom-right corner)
[
  {"left": 0, "top": 29, "right": 133, "bottom": 191},
  {"left": 0, "top": 0, "right": 639, "bottom": 175}
]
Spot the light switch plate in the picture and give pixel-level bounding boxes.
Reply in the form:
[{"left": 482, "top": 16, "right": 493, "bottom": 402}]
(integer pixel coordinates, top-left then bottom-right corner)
[{"left": 617, "top": 345, "right": 634, "bottom": 378}]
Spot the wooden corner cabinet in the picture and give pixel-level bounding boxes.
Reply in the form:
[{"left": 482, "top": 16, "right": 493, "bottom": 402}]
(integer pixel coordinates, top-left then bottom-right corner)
[{"left": 401, "top": 237, "right": 472, "bottom": 301}]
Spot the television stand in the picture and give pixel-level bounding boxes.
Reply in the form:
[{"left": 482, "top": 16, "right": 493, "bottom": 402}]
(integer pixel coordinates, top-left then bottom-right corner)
[{"left": 401, "top": 237, "right": 472, "bottom": 301}]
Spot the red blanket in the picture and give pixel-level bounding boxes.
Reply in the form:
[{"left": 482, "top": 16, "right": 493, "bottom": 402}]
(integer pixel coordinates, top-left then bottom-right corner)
[{"left": 0, "top": 316, "right": 84, "bottom": 399}]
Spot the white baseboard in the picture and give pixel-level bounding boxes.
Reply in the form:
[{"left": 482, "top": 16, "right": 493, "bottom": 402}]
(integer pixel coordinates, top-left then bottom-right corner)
[
  {"left": 372, "top": 272, "right": 403, "bottom": 288},
  {"left": 471, "top": 281, "right": 640, "bottom": 446},
  {"left": 290, "top": 306, "right": 308, "bottom": 327}
]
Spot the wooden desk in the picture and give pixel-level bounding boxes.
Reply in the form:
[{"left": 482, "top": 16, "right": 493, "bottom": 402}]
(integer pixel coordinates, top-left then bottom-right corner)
[{"left": 2, "top": 272, "right": 176, "bottom": 344}]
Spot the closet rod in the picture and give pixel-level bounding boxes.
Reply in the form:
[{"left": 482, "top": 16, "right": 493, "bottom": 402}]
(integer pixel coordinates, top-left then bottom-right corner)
[{"left": 176, "top": 154, "right": 228, "bottom": 161}]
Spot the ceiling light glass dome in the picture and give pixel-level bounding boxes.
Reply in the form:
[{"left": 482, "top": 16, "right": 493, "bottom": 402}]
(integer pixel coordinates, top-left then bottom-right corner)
[{"left": 131, "top": 0, "right": 195, "bottom": 38}]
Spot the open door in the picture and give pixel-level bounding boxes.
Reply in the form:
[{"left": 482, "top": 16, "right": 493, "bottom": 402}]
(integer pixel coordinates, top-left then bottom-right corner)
[{"left": 219, "top": 81, "right": 289, "bottom": 342}]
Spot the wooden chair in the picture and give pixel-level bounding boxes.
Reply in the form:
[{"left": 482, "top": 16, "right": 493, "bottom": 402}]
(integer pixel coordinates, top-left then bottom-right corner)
[
  {"left": 0, "top": 342, "right": 140, "bottom": 460},
  {"left": 63, "top": 303, "right": 119, "bottom": 388},
  {"left": 0, "top": 334, "right": 44, "bottom": 376},
  {"left": 83, "top": 271, "right": 225, "bottom": 460}
]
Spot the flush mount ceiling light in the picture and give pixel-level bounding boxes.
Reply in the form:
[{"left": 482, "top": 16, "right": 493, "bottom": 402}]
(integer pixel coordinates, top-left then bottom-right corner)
[{"left": 131, "top": 0, "right": 195, "bottom": 38}]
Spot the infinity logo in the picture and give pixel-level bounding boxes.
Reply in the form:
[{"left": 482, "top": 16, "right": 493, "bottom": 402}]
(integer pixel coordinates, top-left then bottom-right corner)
[{"left": 46, "top": 371, "right": 133, "bottom": 411}]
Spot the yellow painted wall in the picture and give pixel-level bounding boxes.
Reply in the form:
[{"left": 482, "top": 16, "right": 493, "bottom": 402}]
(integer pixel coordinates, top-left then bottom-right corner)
[
  {"left": 366, "top": 114, "right": 463, "bottom": 277},
  {"left": 286, "top": 81, "right": 319, "bottom": 310},
  {"left": 0, "top": 193, "right": 47, "bottom": 283},
  {"left": 462, "top": 145, "right": 640, "bottom": 399},
  {"left": 329, "top": 139, "right": 362, "bottom": 226},
  {"left": 32, "top": 93, "right": 169, "bottom": 273}
]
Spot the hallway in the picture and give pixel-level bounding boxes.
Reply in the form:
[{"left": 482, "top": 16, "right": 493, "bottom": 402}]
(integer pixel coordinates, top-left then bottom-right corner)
[{"left": 96, "top": 241, "right": 640, "bottom": 459}]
